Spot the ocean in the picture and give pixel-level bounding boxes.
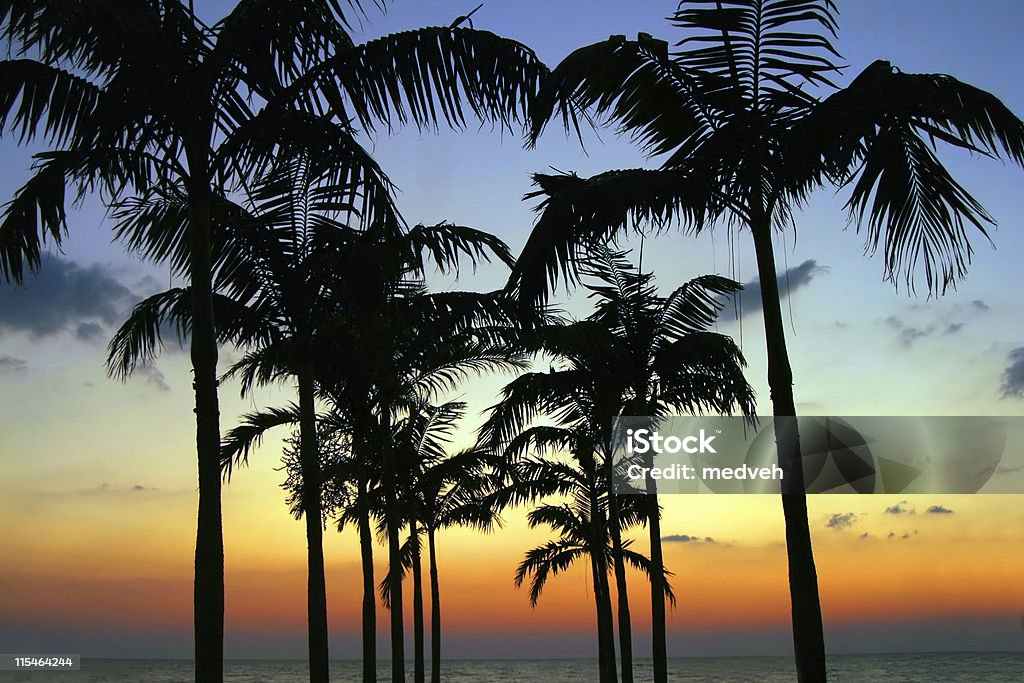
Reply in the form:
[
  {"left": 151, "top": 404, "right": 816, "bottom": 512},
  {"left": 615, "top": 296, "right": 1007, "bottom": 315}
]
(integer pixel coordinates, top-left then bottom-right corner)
[{"left": 1, "top": 653, "right": 1021, "bottom": 682}]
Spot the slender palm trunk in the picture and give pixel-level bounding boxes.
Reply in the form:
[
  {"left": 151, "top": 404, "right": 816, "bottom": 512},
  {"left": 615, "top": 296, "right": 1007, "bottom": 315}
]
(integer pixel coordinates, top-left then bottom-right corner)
[
  {"left": 642, "top": 453, "right": 667, "bottom": 683},
  {"left": 380, "top": 410, "right": 405, "bottom": 683},
  {"left": 603, "top": 455, "right": 633, "bottom": 683},
  {"left": 428, "top": 527, "right": 441, "bottom": 683},
  {"left": 588, "top": 474, "right": 617, "bottom": 683},
  {"left": 298, "top": 366, "right": 329, "bottom": 683},
  {"left": 609, "top": 510, "right": 634, "bottom": 683},
  {"left": 357, "top": 467, "right": 376, "bottom": 683},
  {"left": 186, "top": 159, "right": 224, "bottom": 683},
  {"left": 750, "top": 216, "right": 827, "bottom": 683},
  {"left": 411, "top": 517, "right": 426, "bottom": 683}
]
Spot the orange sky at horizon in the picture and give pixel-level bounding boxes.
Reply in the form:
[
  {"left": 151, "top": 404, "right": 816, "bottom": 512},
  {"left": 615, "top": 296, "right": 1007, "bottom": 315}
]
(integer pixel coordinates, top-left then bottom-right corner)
[{"left": 4, "top": 443, "right": 1023, "bottom": 658}]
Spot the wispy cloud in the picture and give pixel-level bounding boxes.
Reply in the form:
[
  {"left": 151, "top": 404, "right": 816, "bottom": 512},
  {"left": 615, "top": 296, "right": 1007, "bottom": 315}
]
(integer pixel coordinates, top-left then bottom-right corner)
[
  {"left": 884, "top": 501, "right": 915, "bottom": 515},
  {"left": 926, "top": 505, "right": 954, "bottom": 514},
  {"left": 825, "top": 512, "right": 859, "bottom": 530},
  {"left": 135, "top": 365, "right": 171, "bottom": 393},
  {"left": 0, "top": 356, "right": 28, "bottom": 374},
  {"left": 662, "top": 534, "right": 715, "bottom": 544}
]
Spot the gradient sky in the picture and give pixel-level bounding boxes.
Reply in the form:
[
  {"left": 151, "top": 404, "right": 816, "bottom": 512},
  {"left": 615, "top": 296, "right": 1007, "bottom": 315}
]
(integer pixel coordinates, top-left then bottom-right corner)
[{"left": 2, "top": 0, "right": 1024, "bottom": 660}]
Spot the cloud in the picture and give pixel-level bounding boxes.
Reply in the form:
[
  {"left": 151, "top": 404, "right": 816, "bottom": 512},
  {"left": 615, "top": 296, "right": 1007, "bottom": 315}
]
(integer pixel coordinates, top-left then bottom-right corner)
[
  {"left": 883, "top": 316, "right": 935, "bottom": 347},
  {"left": 943, "top": 323, "right": 964, "bottom": 335},
  {"left": 78, "top": 482, "right": 160, "bottom": 496},
  {"left": 860, "top": 532, "right": 870, "bottom": 540},
  {"left": 0, "top": 356, "right": 28, "bottom": 374},
  {"left": 719, "top": 259, "right": 828, "bottom": 319},
  {"left": 0, "top": 255, "right": 138, "bottom": 341},
  {"left": 970, "top": 299, "right": 990, "bottom": 312},
  {"left": 75, "top": 321, "right": 106, "bottom": 343},
  {"left": 884, "top": 501, "right": 915, "bottom": 515},
  {"left": 925, "top": 505, "right": 954, "bottom": 514},
  {"left": 825, "top": 512, "right": 859, "bottom": 530},
  {"left": 662, "top": 534, "right": 715, "bottom": 544},
  {"left": 135, "top": 365, "right": 171, "bottom": 393},
  {"left": 1000, "top": 347, "right": 1024, "bottom": 399}
]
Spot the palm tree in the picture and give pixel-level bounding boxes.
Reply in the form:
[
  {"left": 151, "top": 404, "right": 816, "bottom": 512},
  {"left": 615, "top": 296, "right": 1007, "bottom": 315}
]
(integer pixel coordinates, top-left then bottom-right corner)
[
  {"left": 320, "top": 223, "right": 524, "bottom": 682},
  {"left": 0, "top": 3, "right": 546, "bottom": 679},
  {"left": 112, "top": 217, "right": 521, "bottom": 682},
  {"left": 511, "top": 2, "right": 1024, "bottom": 679},
  {"left": 488, "top": 248, "right": 753, "bottom": 681},
  {"left": 582, "top": 247, "right": 755, "bottom": 681},
  {"left": 506, "top": 447, "right": 674, "bottom": 683},
  {"left": 108, "top": 153, "right": 369, "bottom": 681},
  {"left": 393, "top": 400, "right": 504, "bottom": 683}
]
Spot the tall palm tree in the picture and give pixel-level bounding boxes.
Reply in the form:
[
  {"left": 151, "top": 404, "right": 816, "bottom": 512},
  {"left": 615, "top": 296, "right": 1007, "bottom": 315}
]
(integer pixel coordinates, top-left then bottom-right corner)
[
  {"left": 0, "top": 3, "right": 545, "bottom": 679},
  {"left": 511, "top": 2, "right": 1024, "bottom": 679},
  {"left": 108, "top": 153, "right": 368, "bottom": 681}
]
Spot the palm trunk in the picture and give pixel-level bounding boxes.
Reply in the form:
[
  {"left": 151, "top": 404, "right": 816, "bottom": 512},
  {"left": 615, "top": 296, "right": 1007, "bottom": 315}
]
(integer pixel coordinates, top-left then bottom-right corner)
[
  {"left": 411, "top": 517, "right": 426, "bottom": 683},
  {"left": 298, "top": 366, "right": 329, "bottom": 683},
  {"left": 186, "top": 163, "right": 224, "bottom": 683},
  {"left": 358, "top": 466, "right": 376, "bottom": 683},
  {"left": 604, "top": 455, "right": 633, "bottom": 683},
  {"left": 750, "top": 217, "right": 827, "bottom": 683},
  {"left": 588, "top": 473, "right": 618, "bottom": 683},
  {"left": 428, "top": 527, "right": 441, "bottom": 683},
  {"left": 380, "top": 409, "right": 405, "bottom": 683},
  {"left": 642, "top": 453, "right": 667, "bottom": 683}
]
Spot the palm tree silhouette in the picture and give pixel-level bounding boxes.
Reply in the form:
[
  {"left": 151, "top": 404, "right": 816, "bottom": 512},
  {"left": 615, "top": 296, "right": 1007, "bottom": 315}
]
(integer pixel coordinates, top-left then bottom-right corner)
[
  {"left": 511, "top": 2, "right": 1024, "bottom": 679},
  {"left": 0, "top": 3, "right": 545, "bottom": 679},
  {"left": 108, "top": 153, "right": 366, "bottom": 680},
  {"left": 485, "top": 249, "right": 752, "bottom": 682},
  {"left": 582, "top": 247, "right": 754, "bottom": 681},
  {"left": 323, "top": 224, "right": 523, "bottom": 681},
  {"left": 108, "top": 174, "right": 522, "bottom": 683},
  {"left": 392, "top": 400, "right": 503, "bottom": 683},
  {"left": 510, "top": 449, "right": 673, "bottom": 683}
]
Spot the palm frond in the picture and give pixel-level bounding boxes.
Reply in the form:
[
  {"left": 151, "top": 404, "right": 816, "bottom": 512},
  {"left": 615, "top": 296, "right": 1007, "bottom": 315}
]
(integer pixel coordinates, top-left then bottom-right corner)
[
  {"left": 306, "top": 26, "right": 546, "bottom": 133},
  {"left": 672, "top": 0, "right": 842, "bottom": 107},
  {"left": 221, "top": 403, "right": 302, "bottom": 479},
  {"left": 529, "top": 32, "right": 713, "bottom": 158},
  {"left": 508, "top": 168, "right": 719, "bottom": 309},
  {"left": 0, "top": 59, "right": 100, "bottom": 144},
  {"left": 514, "top": 538, "right": 586, "bottom": 607}
]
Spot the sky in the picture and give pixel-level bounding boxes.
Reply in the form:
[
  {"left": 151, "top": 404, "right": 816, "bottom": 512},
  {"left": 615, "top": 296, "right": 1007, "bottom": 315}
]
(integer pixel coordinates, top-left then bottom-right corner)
[{"left": 2, "top": 0, "right": 1024, "bottom": 661}]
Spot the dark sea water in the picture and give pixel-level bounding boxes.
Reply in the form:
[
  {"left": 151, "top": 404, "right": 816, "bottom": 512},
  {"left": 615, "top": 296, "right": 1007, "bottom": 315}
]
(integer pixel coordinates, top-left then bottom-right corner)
[{"left": 1, "top": 653, "right": 1021, "bottom": 682}]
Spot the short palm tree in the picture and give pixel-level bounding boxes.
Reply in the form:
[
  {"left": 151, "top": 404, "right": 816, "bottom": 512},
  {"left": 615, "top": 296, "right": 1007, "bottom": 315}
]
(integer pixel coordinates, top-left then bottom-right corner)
[
  {"left": 582, "top": 247, "right": 754, "bottom": 681},
  {"left": 1, "top": 3, "right": 545, "bottom": 679},
  {"left": 512, "top": 2, "right": 1024, "bottom": 679},
  {"left": 488, "top": 248, "right": 753, "bottom": 681},
  {"left": 509, "top": 448, "right": 674, "bottom": 683},
  {"left": 393, "top": 400, "right": 503, "bottom": 683}
]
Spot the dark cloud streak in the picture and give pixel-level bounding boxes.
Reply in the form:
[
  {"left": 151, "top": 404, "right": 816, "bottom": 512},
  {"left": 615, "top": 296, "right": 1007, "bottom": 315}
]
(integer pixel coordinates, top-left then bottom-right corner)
[
  {"left": 1001, "top": 347, "right": 1024, "bottom": 399},
  {"left": 719, "top": 259, "right": 828, "bottom": 319}
]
